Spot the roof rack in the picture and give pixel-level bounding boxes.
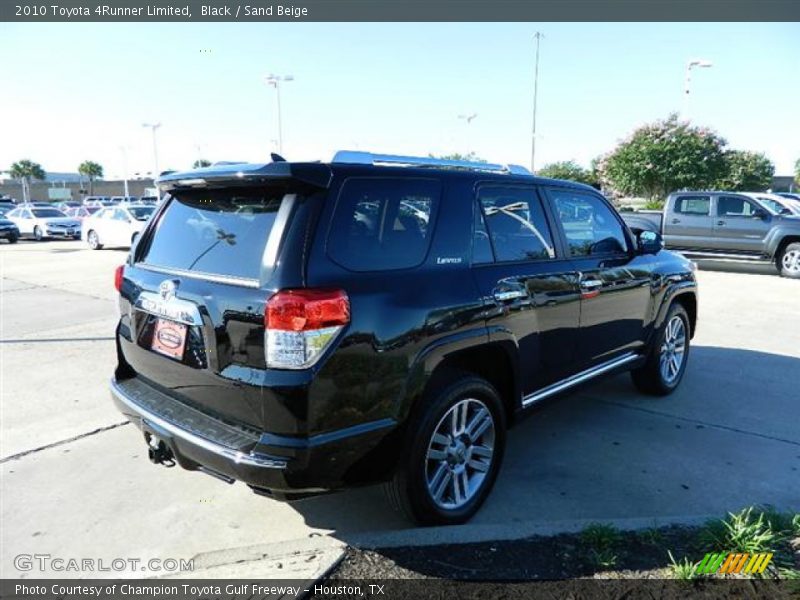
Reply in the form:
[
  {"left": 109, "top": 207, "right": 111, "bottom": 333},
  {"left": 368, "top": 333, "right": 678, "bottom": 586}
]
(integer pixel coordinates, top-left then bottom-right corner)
[{"left": 332, "top": 151, "right": 531, "bottom": 176}]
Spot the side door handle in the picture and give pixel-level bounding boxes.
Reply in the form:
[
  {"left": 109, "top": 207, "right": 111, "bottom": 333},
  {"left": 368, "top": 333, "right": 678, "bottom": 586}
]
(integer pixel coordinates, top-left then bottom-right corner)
[
  {"left": 580, "top": 279, "right": 603, "bottom": 290},
  {"left": 716, "top": 220, "right": 726, "bottom": 226},
  {"left": 671, "top": 218, "right": 681, "bottom": 224},
  {"left": 493, "top": 289, "right": 527, "bottom": 302}
]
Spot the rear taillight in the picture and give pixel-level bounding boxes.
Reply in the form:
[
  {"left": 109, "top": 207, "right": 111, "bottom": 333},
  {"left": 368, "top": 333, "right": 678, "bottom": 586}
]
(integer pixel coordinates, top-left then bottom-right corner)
[
  {"left": 265, "top": 288, "right": 350, "bottom": 369},
  {"left": 114, "top": 265, "right": 125, "bottom": 292}
]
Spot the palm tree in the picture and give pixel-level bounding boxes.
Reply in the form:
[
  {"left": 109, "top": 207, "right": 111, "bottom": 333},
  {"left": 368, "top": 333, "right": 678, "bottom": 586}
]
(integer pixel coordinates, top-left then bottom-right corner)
[
  {"left": 78, "top": 161, "right": 104, "bottom": 196},
  {"left": 9, "top": 160, "right": 46, "bottom": 203},
  {"left": 193, "top": 159, "right": 212, "bottom": 168}
]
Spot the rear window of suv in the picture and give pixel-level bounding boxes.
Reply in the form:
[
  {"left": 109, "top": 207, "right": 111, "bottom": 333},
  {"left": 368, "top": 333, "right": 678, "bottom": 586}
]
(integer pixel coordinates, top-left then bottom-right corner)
[
  {"left": 327, "top": 178, "right": 440, "bottom": 271},
  {"left": 139, "top": 188, "right": 296, "bottom": 281}
]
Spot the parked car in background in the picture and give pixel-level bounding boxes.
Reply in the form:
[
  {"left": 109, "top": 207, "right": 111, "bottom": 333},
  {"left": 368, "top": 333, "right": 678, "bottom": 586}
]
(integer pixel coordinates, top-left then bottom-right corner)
[
  {"left": 5, "top": 206, "right": 81, "bottom": 240},
  {"left": 620, "top": 191, "right": 800, "bottom": 278},
  {"left": 110, "top": 152, "right": 698, "bottom": 525},
  {"left": 21, "top": 201, "right": 53, "bottom": 208},
  {"left": 54, "top": 201, "right": 82, "bottom": 211},
  {"left": 0, "top": 205, "right": 15, "bottom": 218},
  {"left": 110, "top": 196, "right": 139, "bottom": 204},
  {"left": 0, "top": 217, "right": 20, "bottom": 243},
  {"left": 83, "top": 196, "right": 113, "bottom": 207},
  {"left": 742, "top": 192, "right": 800, "bottom": 216},
  {"left": 139, "top": 196, "right": 159, "bottom": 205},
  {"left": 775, "top": 192, "right": 800, "bottom": 202},
  {"left": 65, "top": 206, "right": 101, "bottom": 221},
  {"left": 82, "top": 204, "right": 156, "bottom": 249}
]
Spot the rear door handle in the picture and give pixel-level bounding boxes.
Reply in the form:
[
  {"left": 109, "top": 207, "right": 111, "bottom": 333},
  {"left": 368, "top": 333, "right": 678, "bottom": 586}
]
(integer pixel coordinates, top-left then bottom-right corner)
[
  {"left": 671, "top": 218, "right": 681, "bottom": 224},
  {"left": 493, "top": 289, "right": 526, "bottom": 302},
  {"left": 580, "top": 280, "right": 603, "bottom": 290},
  {"left": 717, "top": 220, "right": 725, "bottom": 226}
]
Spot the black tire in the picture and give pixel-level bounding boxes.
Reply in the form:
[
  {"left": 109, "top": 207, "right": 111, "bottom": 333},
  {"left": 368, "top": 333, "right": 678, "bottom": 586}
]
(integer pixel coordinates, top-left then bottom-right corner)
[
  {"left": 631, "top": 303, "right": 690, "bottom": 396},
  {"left": 777, "top": 242, "right": 800, "bottom": 279},
  {"left": 72, "top": 234, "right": 81, "bottom": 240},
  {"left": 33, "top": 226, "right": 43, "bottom": 241},
  {"left": 7, "top": 233, "right": 18, "bottom": 244},
  {"left": 383, "top": 374, "right": 506, "bottom": 525},
  {"left": 87, "top": 230, "right": 102, "bottom": 250}
]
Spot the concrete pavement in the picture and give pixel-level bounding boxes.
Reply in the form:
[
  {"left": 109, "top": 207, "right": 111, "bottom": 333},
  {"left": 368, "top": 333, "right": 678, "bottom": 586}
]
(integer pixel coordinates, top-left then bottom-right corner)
[{"left": 1, "top": 240, "right": 798, "bottom": 579}]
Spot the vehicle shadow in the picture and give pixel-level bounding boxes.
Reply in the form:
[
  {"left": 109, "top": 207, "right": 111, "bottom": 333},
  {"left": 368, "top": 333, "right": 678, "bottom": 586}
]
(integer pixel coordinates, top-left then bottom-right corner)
[{"left": 285, "top": 345, "right": 800, "bottom": 556}]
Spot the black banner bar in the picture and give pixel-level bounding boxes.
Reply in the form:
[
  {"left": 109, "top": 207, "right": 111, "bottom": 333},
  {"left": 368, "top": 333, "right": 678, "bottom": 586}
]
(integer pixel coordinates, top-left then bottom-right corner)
[{"left": 2, "top": 0, "right": 800, "bottom": 22}]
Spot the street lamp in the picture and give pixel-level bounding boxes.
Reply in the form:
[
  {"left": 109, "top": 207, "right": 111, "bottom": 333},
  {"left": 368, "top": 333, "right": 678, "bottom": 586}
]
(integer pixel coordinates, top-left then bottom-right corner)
[
  {"left": 119, "top": 146, "right": 130, "bottom": 197},
  {"left": 530, "top": 32, "right": 544, "bottom": 172},
  {"left": 683, "top": 59, "right": 713, "bottom": 121},
  {"left": 264, "top": 74, "right": 294, "bottom": 154},
  {"left": 142, "top": 122, "right": 162, "bottom": 179}
]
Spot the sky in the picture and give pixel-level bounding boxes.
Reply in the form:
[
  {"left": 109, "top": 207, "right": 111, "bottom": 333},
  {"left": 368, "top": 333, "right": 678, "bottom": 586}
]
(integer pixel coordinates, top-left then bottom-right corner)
[{"left": 2, "top": 22, "right": 799, "bottom": 181}]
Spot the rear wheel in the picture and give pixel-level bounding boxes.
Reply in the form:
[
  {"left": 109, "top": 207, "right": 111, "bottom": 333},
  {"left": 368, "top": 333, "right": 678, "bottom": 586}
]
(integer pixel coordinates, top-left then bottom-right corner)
[
  {"left": 631, "top": 303, "right": 690, "bottom": 396},
  {"left": 384, "top": 375, "right": 506, "bottom": 525},
  {"left": 33, "top": 226, "right": 43, "bottom": 241},
  {"left": 778, "top": 242, "right": 800, "bottom": 279},
  {"left": 7, "top": 232, "right": 18, "bottom": 244},
  {"left": 87, "top": 230, "right": 102, "bottom": 250}
]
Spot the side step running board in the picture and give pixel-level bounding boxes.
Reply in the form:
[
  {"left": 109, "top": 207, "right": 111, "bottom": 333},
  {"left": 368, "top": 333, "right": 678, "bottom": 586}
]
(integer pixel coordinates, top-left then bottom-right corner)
[{"left": 522, "top": 353, "right": 640, "bottom": 407}]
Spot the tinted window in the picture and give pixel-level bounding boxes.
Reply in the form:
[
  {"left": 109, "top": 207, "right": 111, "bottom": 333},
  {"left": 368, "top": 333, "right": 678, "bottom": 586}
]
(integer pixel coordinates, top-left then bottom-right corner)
[
  {"left": 140, "top": 188, "right": 295, "bottom": 281},
  {"left": 717, "top": 196, "right": 758, "bottom": 217},
  {"left": 128, "top": 206, "right": 154, "bottom": 221},
  {"left": 328, "top": 178, "right": 439, "bottom": 272},
  {"left": 551, "top": 190, "right": 628, "bottom": 256},
  {"left": 478, "top": 186, "right": 554, "bottom": 262},
  {"left": 472, "top": 200, "right": 494, "bottom": 264},
  {"left": 674, "top": 195, "right": 710, "bottom": 215},
  {"left": 32, "top": 209, "right": 65, "bottom": 218}
]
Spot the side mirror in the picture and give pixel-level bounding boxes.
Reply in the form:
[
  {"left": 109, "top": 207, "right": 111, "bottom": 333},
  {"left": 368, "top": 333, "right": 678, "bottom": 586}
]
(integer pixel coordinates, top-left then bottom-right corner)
[
  {"left": 637, "top": 230, "right": 663, "bottom": 255},
  {"left": 752, "top": 209, "right": 768, "bottom": 219}
]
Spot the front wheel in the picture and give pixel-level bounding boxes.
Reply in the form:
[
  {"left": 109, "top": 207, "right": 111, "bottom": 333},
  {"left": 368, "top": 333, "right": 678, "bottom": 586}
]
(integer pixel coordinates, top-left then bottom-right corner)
[
  {"left": 384, "top": 375, "right": 506, "bottom": 525},
  {"left": 778, "top": 242, "right": 800, "bottom": 279},
  {"left": 33, "top": 226, "right": 43, "bottom": 241},
  {"left": 7, "top": 233, "right": 18, "bottom": 244},
  {"left": 87, "top": 230, "right": 102, "bottom": 250},
  {"left": 631, "top": 303, "right": 690, "bottom": 396}
]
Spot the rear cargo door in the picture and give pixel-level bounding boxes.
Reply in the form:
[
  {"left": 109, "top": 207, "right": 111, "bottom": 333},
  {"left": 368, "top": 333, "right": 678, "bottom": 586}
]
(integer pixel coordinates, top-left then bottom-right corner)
[{"left": 119, "top": 184, "right": 316, "bottom": 431}]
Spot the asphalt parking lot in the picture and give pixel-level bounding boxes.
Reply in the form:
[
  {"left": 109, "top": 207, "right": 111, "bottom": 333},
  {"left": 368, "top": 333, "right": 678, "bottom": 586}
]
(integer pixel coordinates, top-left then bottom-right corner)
[{"left": 1, "top": 240, "right": 798, "bottom": 578}]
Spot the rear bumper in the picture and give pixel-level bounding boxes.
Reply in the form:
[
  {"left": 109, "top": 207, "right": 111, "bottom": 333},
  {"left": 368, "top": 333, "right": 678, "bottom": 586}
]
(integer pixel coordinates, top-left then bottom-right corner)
[{"left": 110, "top": 376, "right": 397, "bottom": 495}]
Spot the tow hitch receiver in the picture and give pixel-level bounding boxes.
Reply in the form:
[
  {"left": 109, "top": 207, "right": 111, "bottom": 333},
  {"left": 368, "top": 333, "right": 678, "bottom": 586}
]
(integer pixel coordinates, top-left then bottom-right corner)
[{"left": 145, "top": 431, "right": 175, "bottom": 466}]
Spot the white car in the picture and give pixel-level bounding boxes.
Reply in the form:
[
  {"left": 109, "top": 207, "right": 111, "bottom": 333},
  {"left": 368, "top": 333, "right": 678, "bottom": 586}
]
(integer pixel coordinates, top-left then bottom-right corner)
[
  {"left": 742, "top": 192, "right": 800, "bottom": 216},
  {"left": 5, "top": 206, "right": 81, "bottom": 241},
  {"left": 82, "top": 204, "right": 156, "bottom": 250}
]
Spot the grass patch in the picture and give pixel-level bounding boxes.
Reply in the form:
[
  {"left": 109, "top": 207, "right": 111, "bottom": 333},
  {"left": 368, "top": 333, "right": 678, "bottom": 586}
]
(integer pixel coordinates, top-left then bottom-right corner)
[
  {"left": 667, "top": 550, "right": 698, "bottom": 580},
  {"left": 580, "top": 523, "right": 621, "bottom": 569}
]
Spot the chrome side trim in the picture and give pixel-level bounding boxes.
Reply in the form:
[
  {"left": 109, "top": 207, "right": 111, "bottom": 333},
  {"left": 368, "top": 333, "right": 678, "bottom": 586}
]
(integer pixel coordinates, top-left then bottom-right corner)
[
  {"left": 110, "top": 379, "right": 287, "bottom": 469},
  {"left": 135, "top": 263, "right": 261, "bottom": 288},
  {"left": 522, "top": 353, "right": 640, "bottom": 407}
]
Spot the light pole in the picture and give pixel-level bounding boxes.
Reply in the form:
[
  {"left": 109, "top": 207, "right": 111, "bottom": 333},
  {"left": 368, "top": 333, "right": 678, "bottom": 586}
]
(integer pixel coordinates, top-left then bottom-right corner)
[
  {"left": 530, "top": 32, "right": 543, "bottom": 173},
  {"left": 119, "top": 146, "right": 130, "bottom": 197},
  {"left": 265, "top": 74, "right": 293, "bottom": 154},
  {"left": 457, "top": 113, "right": 477, "bottom": 155},
  {"left": 683, "top": 59, "right": 713, "bottom": 121},
  {"left": 142, "top": 122, "right": 161, "bottom": 179}
]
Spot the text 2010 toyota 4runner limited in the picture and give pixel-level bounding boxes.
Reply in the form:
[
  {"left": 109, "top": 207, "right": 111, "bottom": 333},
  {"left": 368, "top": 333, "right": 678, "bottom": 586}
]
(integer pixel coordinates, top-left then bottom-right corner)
[{"left": 111, "top": 152, "right": 698, "bottom": 525}]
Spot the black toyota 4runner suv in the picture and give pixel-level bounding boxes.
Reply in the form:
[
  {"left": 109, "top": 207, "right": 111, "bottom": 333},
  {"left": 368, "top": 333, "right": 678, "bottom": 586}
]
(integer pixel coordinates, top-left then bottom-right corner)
[{"left": 111, "top": 152, "right": 698, "bottom": 525}]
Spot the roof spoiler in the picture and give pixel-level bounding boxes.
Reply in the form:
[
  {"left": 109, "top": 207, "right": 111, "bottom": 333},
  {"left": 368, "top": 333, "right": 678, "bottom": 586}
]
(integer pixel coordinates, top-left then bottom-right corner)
[{"left": 156, "top": 162, "right": 332, "bottom": 191}]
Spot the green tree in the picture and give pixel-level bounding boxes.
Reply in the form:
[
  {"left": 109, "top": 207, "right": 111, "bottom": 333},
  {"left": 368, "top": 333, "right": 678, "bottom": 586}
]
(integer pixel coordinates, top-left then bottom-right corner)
[
  {"left": 9, "top": 159, "right": 46, "bottom": 203},
  {"left": 596, "top": 114, "right": 727, "bottom": 201},
  {"left": 795, "top": 158, "right": 800, "bottom": 187},
  {"left": 193, "top": 159, "right": 212, "bottom": 168},
  {"left": 714, "top": 150, "right": 774, "bottom": 191},
  {"left": 537, "top": 160, "right": 599, "bottom": 187},
  {"left": 78, "top": 160, "right": 104, "bottom": 196}
]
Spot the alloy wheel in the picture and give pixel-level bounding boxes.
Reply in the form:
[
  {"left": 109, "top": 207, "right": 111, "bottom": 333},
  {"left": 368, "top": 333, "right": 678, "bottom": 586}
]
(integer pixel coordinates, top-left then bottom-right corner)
[
  {"left": 660, "top": 315, "right": 687, "bottom": 384},
  {"left": 425, "top": 398, "right": 496, "bottom": 510},
  {"left": 782, "top": 249, "right": 800, "bottom": 274}
]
